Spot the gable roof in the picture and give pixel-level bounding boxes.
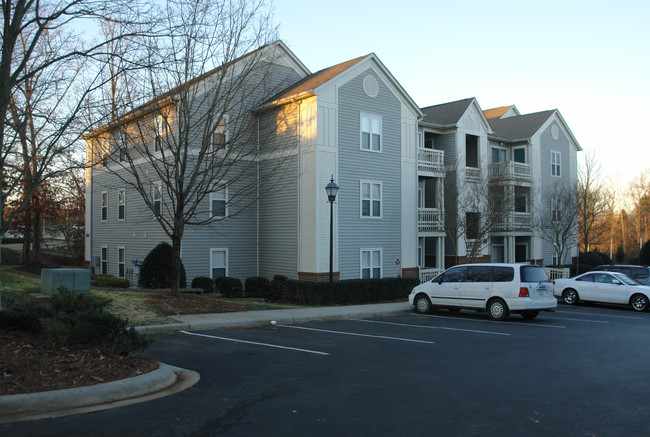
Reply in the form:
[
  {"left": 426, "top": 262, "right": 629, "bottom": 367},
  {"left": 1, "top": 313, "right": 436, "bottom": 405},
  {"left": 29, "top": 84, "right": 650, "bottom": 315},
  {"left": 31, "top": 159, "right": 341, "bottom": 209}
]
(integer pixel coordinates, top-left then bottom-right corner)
[
  {"left": 420, "top": 98, "right": 475, "bottom": 127},
  {"left": 260, "top": 55, "right": 369, "bottom": 107},
  {"left": 87, "top": 41, "right": 309, "bottom": 137},
  {"left": 487, "top": 110, "right": 555, "bottom": 141},
  {"left": 483, "top": 105, "right": 517, "bottom": 119}
]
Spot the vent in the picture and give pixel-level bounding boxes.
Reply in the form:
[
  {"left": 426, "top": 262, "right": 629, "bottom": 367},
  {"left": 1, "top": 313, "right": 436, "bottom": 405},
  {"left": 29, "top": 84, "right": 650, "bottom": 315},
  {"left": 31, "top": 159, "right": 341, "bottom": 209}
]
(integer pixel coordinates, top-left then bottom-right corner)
[{"left": 363, "top": 76, "right": 379, "bottom": 98}]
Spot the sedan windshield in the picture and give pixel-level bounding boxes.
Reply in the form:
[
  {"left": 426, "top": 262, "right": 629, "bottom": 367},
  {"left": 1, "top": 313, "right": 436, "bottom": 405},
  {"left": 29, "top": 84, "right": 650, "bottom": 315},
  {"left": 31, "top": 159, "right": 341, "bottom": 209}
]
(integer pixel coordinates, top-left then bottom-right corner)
[{"left": 613, "top": 273, "right": 641, "bottom": 286}]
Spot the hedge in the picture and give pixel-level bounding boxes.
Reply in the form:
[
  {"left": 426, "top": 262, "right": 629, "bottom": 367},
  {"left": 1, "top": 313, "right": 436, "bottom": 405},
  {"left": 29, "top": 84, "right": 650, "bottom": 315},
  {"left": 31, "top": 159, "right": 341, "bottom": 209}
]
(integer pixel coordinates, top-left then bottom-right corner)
[
  {"left": 92, "top": 274, "right": 131, "bottom": 288},
  {"left": 282, "top": 277, "right": 419, "bottom": 305}
]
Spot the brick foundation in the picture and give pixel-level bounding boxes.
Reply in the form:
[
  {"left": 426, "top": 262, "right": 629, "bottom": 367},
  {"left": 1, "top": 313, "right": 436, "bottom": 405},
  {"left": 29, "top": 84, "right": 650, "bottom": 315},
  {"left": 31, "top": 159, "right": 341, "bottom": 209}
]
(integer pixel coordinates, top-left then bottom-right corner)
[
  {"left": 297, "top": 271, "right": 340, "bottom": 282},
  {"left": 401, "top": 267, "right": 419, "bottom": 278}
]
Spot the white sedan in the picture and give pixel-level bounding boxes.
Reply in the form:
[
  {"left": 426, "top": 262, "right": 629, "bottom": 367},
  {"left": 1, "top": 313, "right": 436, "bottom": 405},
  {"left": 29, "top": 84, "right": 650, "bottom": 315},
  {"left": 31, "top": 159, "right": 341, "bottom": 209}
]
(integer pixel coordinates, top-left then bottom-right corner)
[{"left": 553, "top": 271, "right": 650, "bottom": 311}]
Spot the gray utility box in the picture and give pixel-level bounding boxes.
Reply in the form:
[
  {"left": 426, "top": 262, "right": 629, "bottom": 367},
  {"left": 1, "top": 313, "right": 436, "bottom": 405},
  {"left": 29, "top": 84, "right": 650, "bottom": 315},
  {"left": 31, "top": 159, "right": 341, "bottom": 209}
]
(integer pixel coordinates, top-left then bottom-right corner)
[{"left": 41, "top": 269, "right": 91, "bottom": 295}]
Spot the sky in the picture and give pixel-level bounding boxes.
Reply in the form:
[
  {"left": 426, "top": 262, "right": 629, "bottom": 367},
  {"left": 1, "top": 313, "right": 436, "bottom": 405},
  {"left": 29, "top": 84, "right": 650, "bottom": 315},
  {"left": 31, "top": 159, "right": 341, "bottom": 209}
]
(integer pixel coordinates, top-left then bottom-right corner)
[{"left": 273, "top": 0, "right": 650, "bottom": 187}]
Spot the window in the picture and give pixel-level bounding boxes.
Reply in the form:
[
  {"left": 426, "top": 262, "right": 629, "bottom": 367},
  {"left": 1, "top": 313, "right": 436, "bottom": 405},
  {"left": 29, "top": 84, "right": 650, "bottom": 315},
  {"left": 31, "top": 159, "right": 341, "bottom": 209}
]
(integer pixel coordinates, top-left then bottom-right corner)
[
  {"left": 465, "top": 266, "right": 492, "bottom": 282},
  {"left": 155, "top": 115, "right": 164, "bottom": 152},
  {"left": 153, "top": 183, "right": 162, "bottom": 217},
  {"left": 551, "top": 196, "right": 561, "bottom": 222},
  {"left": 466, "top": 212, "right": 480, "bottom": 239},
  {"left": 212, "top": 116, "right": 228, "bottom": 150},
  {"left": 551, "top": 151, "right": 561, "bottom": 177},
  {"left": 441, "top": 266, "right": 466, "bottom": 282},
  {"left": 361, "top": 181, "right": 382, "bottom": 218},
  {"left": 118, "top": 131, "right": 128, "bottom": 162},
  {"left": 513, "top": 147, "right": 526, "bottom": 163},
  {"left": 361, "top": 249, "right": 381, "bottom": 279},
  {"left": 417, "top": 131, "right": 424, "bottom": 149},
  {"left": 520, "top": 265, "right": 548, "bottom": 282},
  {"left": 493, "top": 266, "right": 514, "bottom": 282},
  {"left": 515, "top": 194, "right": 527, "bottom": 213},
  {"left": 101, "top": 246, "right": 108, "bottom": 274},
  {"left": 465, "top": 135, "right": 479, "bottom": 168},
  {"left": 118, "top": 189, "right": 125, "bottom": 221},
  {"left": 100, "top": 139, "right": 108, "bottom": 167},
  {"left": 210, "top": 187, "right": 227, "bottom": 218},
  {"left": 360, "top": 114, "right": 381, "bottom": 151},
  {"left": 210, "top": 249, "right": 228, "bottom": 281},
  {"left": 101, "top": 192, "right": 108, "bottom": 222},
  {"left": 491, "top": 147, "right": 507, "bottom": 163},
  {"left": 118, "top": 247, "right": 125, "bottom": 279}
]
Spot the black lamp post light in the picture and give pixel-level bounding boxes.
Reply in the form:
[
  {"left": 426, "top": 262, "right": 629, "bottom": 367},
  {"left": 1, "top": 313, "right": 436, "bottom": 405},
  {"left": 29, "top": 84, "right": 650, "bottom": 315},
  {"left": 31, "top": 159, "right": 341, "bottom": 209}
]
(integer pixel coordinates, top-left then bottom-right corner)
[{"left": 325, "top": 176, "right": 339, "bottom": 305}]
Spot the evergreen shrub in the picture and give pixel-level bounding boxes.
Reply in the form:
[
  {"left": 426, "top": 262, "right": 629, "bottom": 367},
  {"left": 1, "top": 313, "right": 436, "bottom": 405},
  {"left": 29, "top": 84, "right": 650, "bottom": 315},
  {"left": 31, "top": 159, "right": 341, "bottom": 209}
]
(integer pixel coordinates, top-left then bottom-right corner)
[
  {"left": 244, "top": 277, "right": 270, "bottom": 298},
  {"left": 215, "top": 276, "right": 243, "bottom": 297},
  {"left": 139, "top": 242, "right": 186, "bottom": 289},
  {"left": 191, "top": 276, "right": 214, "bottom": 294}
]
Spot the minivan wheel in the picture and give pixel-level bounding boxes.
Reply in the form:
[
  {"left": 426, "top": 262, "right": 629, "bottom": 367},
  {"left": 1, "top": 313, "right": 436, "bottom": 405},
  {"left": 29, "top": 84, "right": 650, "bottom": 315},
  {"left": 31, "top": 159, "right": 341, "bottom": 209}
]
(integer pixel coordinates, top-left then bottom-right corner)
[
  {"left": 414, "top": 295, "right": 432, "bottom": 314},
  {"left": 562, "top": 289, "right": 579, "bottom": 305},
  {"left": 487, "top": 298, "right": 509, "bottom": 321},
  {"left": 630, "top": 294, "right": 649, "bottom": 312},
  {"left": 521, "top": 311, "right": 539, "bottom": 320}
]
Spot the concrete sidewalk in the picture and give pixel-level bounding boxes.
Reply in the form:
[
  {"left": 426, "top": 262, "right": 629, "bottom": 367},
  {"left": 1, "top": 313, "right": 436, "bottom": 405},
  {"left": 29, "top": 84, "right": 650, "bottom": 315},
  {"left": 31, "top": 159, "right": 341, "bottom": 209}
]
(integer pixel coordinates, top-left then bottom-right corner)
[
  {"left": 0, "top": 301, "right": 413, "bottom": 424},
  {"left": 136, "top": 301, "right": 412, "bottom": 334}
]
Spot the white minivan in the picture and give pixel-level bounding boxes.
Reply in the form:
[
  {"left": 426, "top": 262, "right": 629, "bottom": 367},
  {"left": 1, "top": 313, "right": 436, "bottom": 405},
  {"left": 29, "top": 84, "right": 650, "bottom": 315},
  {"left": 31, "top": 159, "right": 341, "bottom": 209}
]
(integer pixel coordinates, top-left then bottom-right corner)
[{"left": 409, "top": 263, "right": 557, "bottom": 320}]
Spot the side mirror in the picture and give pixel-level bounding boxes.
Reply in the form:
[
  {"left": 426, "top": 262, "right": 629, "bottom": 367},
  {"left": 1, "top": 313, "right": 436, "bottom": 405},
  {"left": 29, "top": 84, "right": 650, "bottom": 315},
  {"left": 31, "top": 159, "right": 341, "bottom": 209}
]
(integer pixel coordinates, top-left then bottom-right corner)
[
  {"left": 437, "top": 276, "right": 443, "bottom": 285},
  {"left": 612, "top": 279, "right": 622, "bottom": 285}
]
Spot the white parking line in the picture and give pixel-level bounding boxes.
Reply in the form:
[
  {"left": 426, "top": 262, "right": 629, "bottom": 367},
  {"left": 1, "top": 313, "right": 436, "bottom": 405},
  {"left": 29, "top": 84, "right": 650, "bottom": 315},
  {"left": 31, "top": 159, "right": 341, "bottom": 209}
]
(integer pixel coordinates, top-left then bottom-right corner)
[
  {"left": 410, "top": 313, "right": 565, "bottom": 328},
  {"left": 555, "top": 310, "right": 643, "bottom": 320},
  {"left": 277, "top": 325, "right": 434, "bottom": 344},
  {"left": 351, "top": 318, "right": 510, "bottom": 336},
  {"left": 548, "top": 316, "right": 609, "bottom": 324},
  {"left": 180, "top": 330, "right": 330, "bottom": 356}
]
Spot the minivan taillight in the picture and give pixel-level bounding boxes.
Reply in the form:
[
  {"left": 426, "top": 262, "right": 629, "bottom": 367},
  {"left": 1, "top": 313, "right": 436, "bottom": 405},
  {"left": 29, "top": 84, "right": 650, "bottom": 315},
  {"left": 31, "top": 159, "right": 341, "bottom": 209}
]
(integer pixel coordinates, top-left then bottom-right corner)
[{"left": 519, "top": 287, "right": 530, "bottom": 297}]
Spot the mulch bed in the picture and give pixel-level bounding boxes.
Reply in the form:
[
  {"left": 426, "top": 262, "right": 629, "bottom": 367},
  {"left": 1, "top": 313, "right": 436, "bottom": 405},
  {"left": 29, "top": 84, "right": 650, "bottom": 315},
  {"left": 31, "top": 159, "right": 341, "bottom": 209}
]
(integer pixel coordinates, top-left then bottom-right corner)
[
  {"left": 0, "top": 330, "right": 159, "bottom": 396},
  {"left": 144, "top": 293, "right": 253, "bottom": 315}
]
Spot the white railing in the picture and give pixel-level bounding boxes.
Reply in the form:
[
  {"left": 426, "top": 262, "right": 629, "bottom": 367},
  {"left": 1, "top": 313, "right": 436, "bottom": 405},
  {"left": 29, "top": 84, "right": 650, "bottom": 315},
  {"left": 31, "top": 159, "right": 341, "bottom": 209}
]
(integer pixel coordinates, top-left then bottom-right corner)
[
  {"left": 418, "top": 148, "right": 445, "bottom": 174},
  {"left": 493, "top": 212, "right": 532, "bottom": 231},
  {"left": 544, "top": 267, "right": 570, "bottom": 280},
  {"left": 420, "top": 268, "right": 444, "bottom": 283},
  {"left": 418, "top": 208, "right": 444, "bottom": 232},
  {"left": 466, "top": 167, "right": 480, "bottom": 182},
  {"left": 488, "top": 161, "right": 532, "bottom": 182}
]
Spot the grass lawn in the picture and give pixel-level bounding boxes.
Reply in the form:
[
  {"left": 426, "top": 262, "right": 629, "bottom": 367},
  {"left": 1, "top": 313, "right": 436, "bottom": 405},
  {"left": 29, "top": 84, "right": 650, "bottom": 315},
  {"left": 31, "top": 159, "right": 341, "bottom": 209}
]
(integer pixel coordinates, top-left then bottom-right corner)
[{"left": 1, "top": 264, "right": 301, "bottom": 326}]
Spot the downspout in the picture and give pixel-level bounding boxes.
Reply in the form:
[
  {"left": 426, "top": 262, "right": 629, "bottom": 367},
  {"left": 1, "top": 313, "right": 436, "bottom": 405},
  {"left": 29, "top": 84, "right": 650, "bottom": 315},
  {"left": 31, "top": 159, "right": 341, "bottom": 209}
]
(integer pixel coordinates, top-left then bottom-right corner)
[{"left": 256, "top": 115, "right": 260, "bottom": 277}]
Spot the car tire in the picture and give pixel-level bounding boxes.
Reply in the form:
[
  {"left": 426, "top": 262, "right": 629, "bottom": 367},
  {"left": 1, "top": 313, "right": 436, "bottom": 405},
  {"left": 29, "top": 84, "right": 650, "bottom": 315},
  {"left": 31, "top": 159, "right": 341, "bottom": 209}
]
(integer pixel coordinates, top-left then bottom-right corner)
[
  {"left": 414, "top": 295, "right": 432, "bottom": 314},
  {"left": 521, "top": 311, "right": 539, "bottom": 320},
  {"left": 630, "top": 294, "right": 649, "bottom": 312},
  {"left": 562, "top": 289, "right": 579, "bottom": 305},
  {"left": 487, "top": 298, "right": 509, "bottom": 321}
]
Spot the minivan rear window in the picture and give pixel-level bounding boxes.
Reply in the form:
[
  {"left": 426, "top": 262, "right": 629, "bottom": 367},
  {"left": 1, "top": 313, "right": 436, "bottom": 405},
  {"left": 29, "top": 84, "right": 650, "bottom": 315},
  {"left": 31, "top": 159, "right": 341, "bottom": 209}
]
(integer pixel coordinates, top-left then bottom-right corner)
[
  {"left": 492, "top": 266, "right": 514, "bottom": 282},
  {"left": 520, "top": 265, "right": 548, "bottom": 282}
]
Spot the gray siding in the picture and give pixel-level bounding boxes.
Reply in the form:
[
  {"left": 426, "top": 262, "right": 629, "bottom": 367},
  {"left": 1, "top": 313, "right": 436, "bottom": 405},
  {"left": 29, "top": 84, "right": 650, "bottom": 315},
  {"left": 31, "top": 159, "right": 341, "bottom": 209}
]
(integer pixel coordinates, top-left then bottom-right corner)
[{"left": 338, "top": 69, "right": 402, "bottom": 279}]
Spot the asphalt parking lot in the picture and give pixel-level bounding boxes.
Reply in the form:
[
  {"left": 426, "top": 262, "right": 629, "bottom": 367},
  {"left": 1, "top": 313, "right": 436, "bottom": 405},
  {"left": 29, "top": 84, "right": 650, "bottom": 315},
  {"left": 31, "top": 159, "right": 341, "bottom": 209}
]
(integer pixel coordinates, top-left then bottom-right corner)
[{"left": 4, "top": 303, "right": 650, "bottom": 436}]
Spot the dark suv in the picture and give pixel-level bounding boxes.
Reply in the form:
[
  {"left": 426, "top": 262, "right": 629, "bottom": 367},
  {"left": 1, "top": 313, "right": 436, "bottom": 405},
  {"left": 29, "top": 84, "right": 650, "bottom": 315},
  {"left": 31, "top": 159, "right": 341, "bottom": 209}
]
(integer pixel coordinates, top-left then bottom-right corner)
[{"left": 592, "top": 265, "right": 650, "bottom": 285}]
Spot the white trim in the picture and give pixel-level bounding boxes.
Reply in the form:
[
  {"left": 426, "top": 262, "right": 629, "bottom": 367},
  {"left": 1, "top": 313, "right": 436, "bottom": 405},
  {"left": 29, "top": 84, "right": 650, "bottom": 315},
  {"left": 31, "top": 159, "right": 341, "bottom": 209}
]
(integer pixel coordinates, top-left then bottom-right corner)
[
  {"left": 117, "top": 246, "right": 126, "bottom": 278},
  {"left": 551, "top": 150, "right": 561, "bottom": 177},
  {"left": 209, "top": 186, "right": 228, "bottom": 218},
  {"left": 212, "top": 114, "right": 229, "bottom": 151},
  {"left": 209, "top": 248, "right": 229, "bottom": 279},
  {"left": 117, "top": 188, "right": 125, "bottom": 221},
  {"left": 360, "top": 113, "right": 382, "bottom": 152},
  {"left": 360, "top": 248, "right": 382, "bottom": 279},
  {"left": 101, "top": 191, "right": 108, "bottom": 222},
  {"left": 360, "top": 180, "right": 382, "bottom": 218},
  {"left": 154, "top": 115, "right": 164, "bottom": 152},
  {"left": 101, "top": 245, "right": 108, "bottom": 275},
  {"left": 152, "top": 182, "right": 162, "bottom": 217}
]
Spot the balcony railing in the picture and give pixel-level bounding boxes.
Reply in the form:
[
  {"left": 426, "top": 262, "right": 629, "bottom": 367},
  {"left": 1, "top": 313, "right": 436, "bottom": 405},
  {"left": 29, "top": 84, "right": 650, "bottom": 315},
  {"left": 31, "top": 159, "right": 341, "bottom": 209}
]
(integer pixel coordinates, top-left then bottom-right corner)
[
  {"left": 488, "top": 161, "right": 532, "bottom": 183},
  {"left": 466, "top": 167, "right": 480, "bottom": 182},
  {"left": 418, "top": 208, "right": 444, "bottom": 233},
  {"left": 493, "top": 212, "right": 532, "bottom": 232},
  {"left": 419, "top": 268, "right": 444, "bottom": 283},
  {"left": 417, "top": 148, "right": 445, "bottom": 174},
  {"left": 544, "top": 267, "right": 570, "bottom": 280}
]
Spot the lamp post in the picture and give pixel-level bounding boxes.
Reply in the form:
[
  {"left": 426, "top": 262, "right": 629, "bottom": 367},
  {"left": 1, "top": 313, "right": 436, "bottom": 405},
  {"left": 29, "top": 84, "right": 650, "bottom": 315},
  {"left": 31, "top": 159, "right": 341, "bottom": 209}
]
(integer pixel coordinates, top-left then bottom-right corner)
[{"left": 325, "top": 176, "right": 339, "bottom": 305}]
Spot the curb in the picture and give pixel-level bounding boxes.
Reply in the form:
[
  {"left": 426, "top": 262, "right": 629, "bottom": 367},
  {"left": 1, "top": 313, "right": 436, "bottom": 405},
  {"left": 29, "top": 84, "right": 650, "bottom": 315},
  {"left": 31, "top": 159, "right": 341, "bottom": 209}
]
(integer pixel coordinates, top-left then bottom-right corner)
[{"left": 0, "top": 363, "right": 199, "bottom": 424}]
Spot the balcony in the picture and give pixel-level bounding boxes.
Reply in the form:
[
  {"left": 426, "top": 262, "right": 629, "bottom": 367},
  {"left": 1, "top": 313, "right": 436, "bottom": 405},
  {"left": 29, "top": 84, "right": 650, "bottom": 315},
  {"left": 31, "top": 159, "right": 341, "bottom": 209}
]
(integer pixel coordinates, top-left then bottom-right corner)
[
  {"left": 488, "top": 161, "right": 532, "bottom": 184},
  {"left": 418, "top": 208, "right": 444, "bottom": 233},
  {"left": 417, "top": 148, "right": 445, "bottom": 176},
  {"left": 493, "top": 212, "right": 532, "bottom": 232}
]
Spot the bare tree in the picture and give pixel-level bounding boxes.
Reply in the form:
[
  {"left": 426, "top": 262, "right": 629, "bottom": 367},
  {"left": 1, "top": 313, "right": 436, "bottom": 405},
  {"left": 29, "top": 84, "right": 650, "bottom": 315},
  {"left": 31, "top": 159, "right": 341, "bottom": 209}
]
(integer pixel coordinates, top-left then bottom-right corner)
[
  {"left": 445, "top": 163, "right": 516, "bottom": 263},
  {"left": 536, "top": 183, "right": 579, "bottom": 267},
  {"left": 0, "top": 0, "right": 152, "bottom": 309},
  {"left": 88, "top": 0, "right": 296, "bottom": 293},
  {"left": 577, "top": 150, "right": 615, "bottom": 252}
]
